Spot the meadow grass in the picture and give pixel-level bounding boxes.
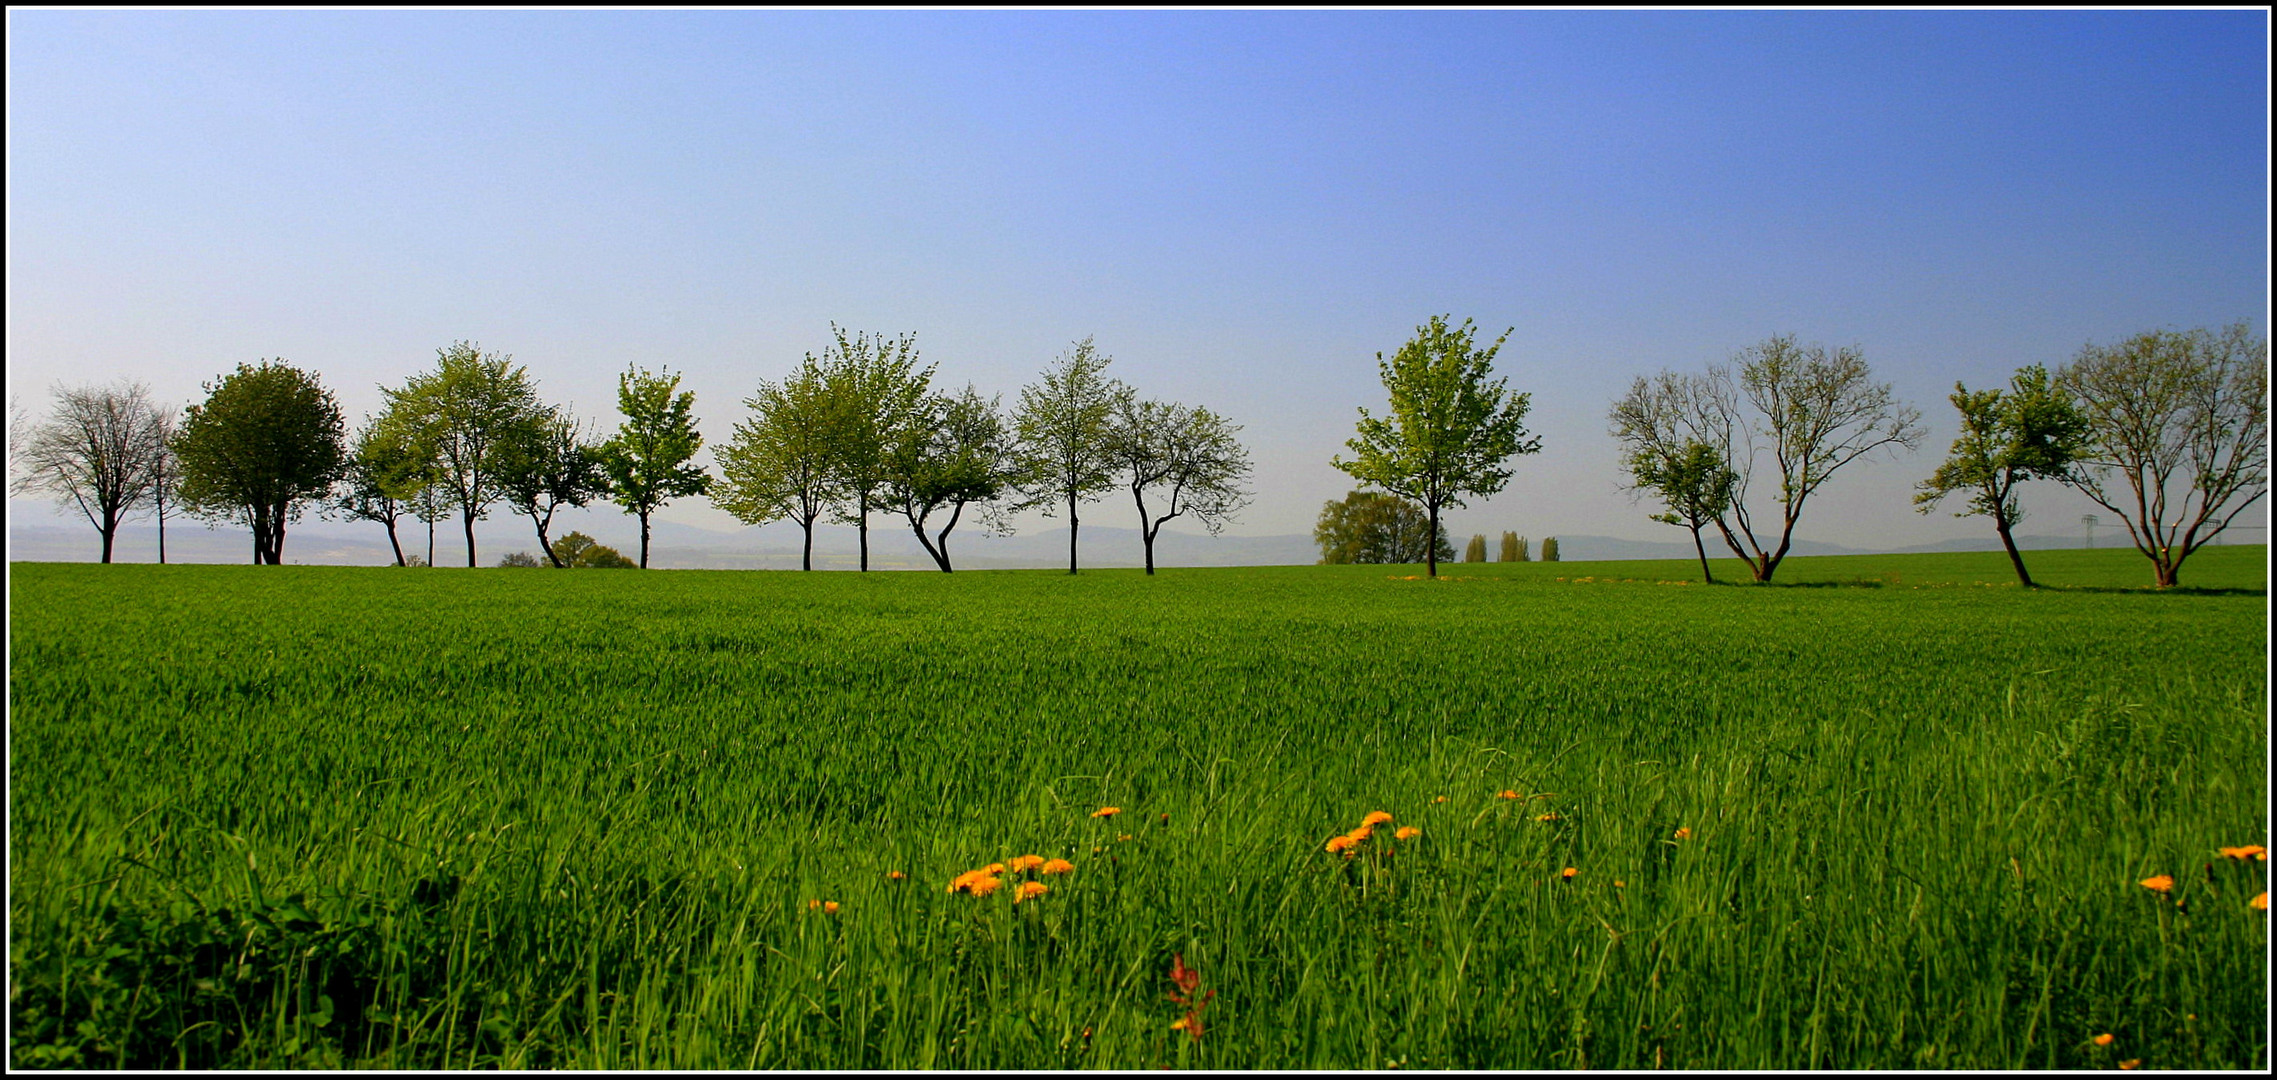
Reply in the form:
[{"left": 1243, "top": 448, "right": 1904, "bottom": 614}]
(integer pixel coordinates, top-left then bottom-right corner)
[{"left": 7, "top": 546, "right": 2267, "bottom": 1069}]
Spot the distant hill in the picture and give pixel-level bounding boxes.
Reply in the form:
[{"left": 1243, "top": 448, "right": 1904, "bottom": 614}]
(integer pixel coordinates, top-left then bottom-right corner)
[{"left": 11, "top": 512, "right": 2153, "bottom": 570}]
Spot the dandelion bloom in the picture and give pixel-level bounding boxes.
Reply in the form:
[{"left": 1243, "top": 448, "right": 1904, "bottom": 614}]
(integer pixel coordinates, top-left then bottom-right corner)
[
  {"left": 1498, "top": 790, "right": 1521, "bottom": 800},
  {"left": 887, "top": 871, "right": 906, "bottom": 881},
  {"left": 1326, "top": 835, "right": 1358, "bottom": 854},
  {"left": 1041, "top": 858, "right": 1075, "bottom": 875},
  {"left": 1117, "top": 834, "right": 1133, "bottom": 843},
  {"left": 2118, "top": 1060, "right": 2140, "bottom": 1070},
  {"left": 1395, "top": 826, "right": 1421, "bottom": 841},
  {"left": 1614, "top": 880, "right": 1626, "bottom": 888},
  {"left": 1092, "top": 807, "right": 1121, "bottom": 818},
  {"left": 823, "top": 901, "right": 840, "bottom": 914},
  {"left": 1009, "top": 854, "right": 1045, "bottom": 874},
  {"left": 2252, "top": 892, "right": 2268, "bottom": 911},
  {"left": 2218, "top": 845, "right": 2267, "bottom": 860},
  {"left": 1015, "top": 881, "right": 1049, "bottom": 903},
  {"left": 2139, "top": 875, "right": 2174, "bottom": 893},
  {"left": 1536, "top": 813, "right": 1561, "bottom": 822},
  {"left": 1433, "top": 796, "right": 1448, "bottom": 804},
  {"left": 808, "top": 899, "right": 823, "bottom": 910},
  {"left": 967, "top": 876, "right": 1004, "bottom": 898},
  {"left": 1673, "top": 827, "right": 1691, "bottom": 840},
  {"left": 1361, "top": 811, "right": 1394, "bottom": 828},
  {"left": 1561, "top": 867, "right": 1578, "bottom": 880},
  {"left": 1347, "top": 824, "right": 1374, "bottom": 843},
  {"left": 2094, "top": 1034, "right": 2115, "bottom": 1047}
]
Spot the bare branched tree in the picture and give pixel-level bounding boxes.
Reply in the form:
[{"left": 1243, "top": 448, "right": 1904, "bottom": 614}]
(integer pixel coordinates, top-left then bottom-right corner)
[
  {"left": 1611, "top": 335, "right": 1923, "bottom": 582},
  {"left": 11, "top": 381, "right": 170, "bottom": 563},
  {"left": 2057, "top": 322, "right": 2267, "bottom": 588}
]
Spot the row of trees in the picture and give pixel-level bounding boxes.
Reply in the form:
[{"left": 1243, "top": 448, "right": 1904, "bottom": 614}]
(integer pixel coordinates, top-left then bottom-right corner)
[
  {"left": 10, "top": 333, "right": 1257, "bottom": 574},
  {"left": 1305, "top": 315, "right": 2261, "bottom": 589},
  {"left": 1608, "top": 322, "right": 2265, "bottom": 587}
]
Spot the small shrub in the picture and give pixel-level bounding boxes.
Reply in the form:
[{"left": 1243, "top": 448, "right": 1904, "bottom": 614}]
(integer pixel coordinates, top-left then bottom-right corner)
[{"left": 497, "top": 551, "right": 544, "bottom": 568}]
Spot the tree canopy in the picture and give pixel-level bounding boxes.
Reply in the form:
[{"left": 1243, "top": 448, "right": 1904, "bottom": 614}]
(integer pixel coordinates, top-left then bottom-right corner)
[
  {"left": 1914, "top": 364, "right": 2088, "bottom": 587},
  {"left": 600, "top": 365, "right": 710, "bottom": 569},
  {"left": 380, "top": 342, "right": 547, "bottom": 568},
  {"left": 171, "top": 360, "right": 345, "bottom": 565},
  {"left": 1314, "top": 490, "right": 1453, "bottom": 566}
]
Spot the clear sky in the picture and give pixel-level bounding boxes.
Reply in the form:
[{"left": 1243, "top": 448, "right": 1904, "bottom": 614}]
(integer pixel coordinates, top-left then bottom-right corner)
[{"left": 8, "top": 10, "right": 2269, "bottom": 550}]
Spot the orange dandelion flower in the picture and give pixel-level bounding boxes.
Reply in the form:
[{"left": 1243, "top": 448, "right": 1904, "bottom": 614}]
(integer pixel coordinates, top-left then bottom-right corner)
[
  {"left": 808, "top": 899, "right": 823, "bottom": 910},
  {"left": 2218, "top": 845, "right": 2267, "bottom": 861},
  {"left": 1347, "top": 824, "right": 1374, "bottom": 842},
  {"left": 1561, "top": 867, "right": 1578, "bottom": 880},
  {"left": 1009, "top": 854, "right": 1045, "bottom": 874},
  {"left": 2139, "top": 875, "right": 2174, "bottom": 893},
  {"left": 1433, "top": 795, "right": 1448, "bottom": 803},
  {"left": 1117, "top": 833, "right": 1133, "bottom": 842},
  {"left": 1395, "top": 826, "right": 1421, "bottom": 840},
  {"left": 887, "top": 871, "right": 906, "bottom": 881},
  {"left": 1536, "top": 812, "right": 1561, "bottom": 822},
  {"left": 1160, "top": 813, "right": 1171, "bottom": 824},
  {"left": 1498, "top": 790, "right": 1521, "bottom": 800},
  {"left": 967, "top": 876, "right": 1004, "bottom": 898},
  {"left": 1092, "top": 807, "right": 1121, "bottom": 818},
  {"left": 2118, "top": 1060, "right": 2140, "bottom": 1070},
  {"left": 1614, "top": 880, "right": 1626, "bottom": 888},
  {"left": 2252, "top": 892, "right": 2268, "bottom": 911},
  {"left": 1015, "top": 881, "right": 1049, "bottom": 903},
  {"left": 1041, "top": 858, "right": 1075, "bottom": 875},
  {"left": 2094, "top": 1034, "right": 2115, "bottom": 1047},
  {"left": 1673, "top": 827, "right": 1692, "bottom": 840},
  {"left": 1326, "top": 834, "right": 1357, "bottom": 854},
  {"left": 823, "top": 901, "right": 840, "bottom": 914},
  {"left": 1361, "top": 811, "right": 1394, "bottom": 828}
]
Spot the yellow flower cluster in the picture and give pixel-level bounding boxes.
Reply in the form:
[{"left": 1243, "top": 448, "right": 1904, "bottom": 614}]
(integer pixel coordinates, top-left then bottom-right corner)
[{"left": 947, "top": 850, "right": 1074, "bottom": 900}]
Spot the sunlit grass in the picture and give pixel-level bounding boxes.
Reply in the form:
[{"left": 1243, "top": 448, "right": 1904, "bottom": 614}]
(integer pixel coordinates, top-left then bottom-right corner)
[{"left": 7, "top": 547, "right": 2266, "bottom": 1068}]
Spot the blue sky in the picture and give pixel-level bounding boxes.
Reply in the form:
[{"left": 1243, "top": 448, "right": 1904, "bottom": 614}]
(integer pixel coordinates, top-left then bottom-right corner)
[{"left": 7, "top": 10, "right": 2268, "bottom": 551}]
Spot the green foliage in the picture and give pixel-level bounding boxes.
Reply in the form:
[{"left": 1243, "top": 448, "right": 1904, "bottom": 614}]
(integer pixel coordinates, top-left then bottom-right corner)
[
  {"left": 548, "top": 531, "right": 636, "bottom": 569},
  {"left": 332, "top": 419, "right": 429, "bottom": 566},
  {"left": 2056, "top": 322, "right": 2268, "bottom": 588},
  {"left": 1498, "top": 531, "right": 1518, "bottom": 563},
  {"left": 817, "top": 328, "right": 935, "bottom": 572},
  {"left": 1013, "top": 337, "right": 1130, "bottom": 573},
  {"left": 7, "top": 551, "right": 2265, "bottom": 1069},
  {"left": 1463, "top": 534, "right": 1487, "bottom": 563},
  {"left": 1539, "top": 536, "right": 1559, "bottom": 562},
  {"left": 495, "top": 415, "right": 610, "bottom": 568},
  {"left": 497, "top": 551, "right": 545, "bottom": 568},
  {"left": 599, "top": 366, "right": 712, "bottom": 569},
  {"left": 172, "top": 360, "right": 346, "bottom": 565},
  {"left": 1513, "top": 536, "right": 1529, "bottom": 562},
  {"left": 714, "top": 357, "right": 839, "bottom": 570},
  {"left": 1915, "top": 365, "right": 2090, "bottom": 586},
  {"left": 1105, "top": 397, "right": 1253, "bottom": 573},
  {"left": 1313, "top": 489, "right": 1453, "bottom": 565},
  {"left": 882, "top": 384, "right": 1020, "bottom": 572},
  {"left": 1332, "top": 315, "right": 1540, "bottom": 575},
  {"left": 380, "top": 343, "right": 548, "bottom": 568}
]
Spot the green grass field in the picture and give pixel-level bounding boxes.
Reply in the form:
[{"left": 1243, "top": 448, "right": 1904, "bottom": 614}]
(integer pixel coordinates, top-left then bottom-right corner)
[{"left": 8, "top": 547, "right": 2268, "bottom": 1069}]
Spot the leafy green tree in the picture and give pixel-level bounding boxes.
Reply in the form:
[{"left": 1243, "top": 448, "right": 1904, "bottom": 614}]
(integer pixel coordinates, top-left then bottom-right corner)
[
  {"left": 1624, "top": 439, "right": 1737, "bottom": 584},
  {"left": 1313, "top": 490, "right": 1453, "bottom": 566},
  {"left": 814, "top": 328, "right": 934, "bottom": 572},
  {"left": 498, "top": 413, "right": 611, "bottom": 568},
  {"left": 599, "top": 365, "right": 712, "bottom": 569},
  {"left": 1498, "top": 531, "right": 1518, "bottom": 563},
  {"left": 11, "top": 381, "right": 170, "bottom": 564},
  {"left": 549, "top": 530, "right": 636, "bottom": 568},
  {"left": 2056, "top": 322, "right": 2267, "bottom": 588},
  {"left": 1333, "top": 315, "right": 1541, "bottom": 577},
  {"left": 1105, "top": 396, "right": 1253, "bottom": 575},
  {"left": 1513, "top": 536, "right": 1530, "bottom": 562},
  {"left": 1014, "top": 337, "right": 1130, "bottom": 574},
  {"left": 1609, "top": 337, "right": 1923, "bottom": 583},
  {"left": 1540, "top": 536, "right": 1560, "bottom": 562},
  {"left": 715, "top": 356, "right": 839, "bottom": 570},
  {"left": 497, "top": 550, "right": 545, "bottom": 568},
  {"left": 1463, "top": 534, "right": 1487, "bottom": 563},
  {"left": 1913, "top": 365, "right": 2090, "bottom": 587},
  {"left": 171, "top": 361, "right": 346, "bottom": 565},
  {"left": 331, "top": 416, "right": 428, "bottom": 566},
  {"left": 882, "top": 384, "right": 1022, "bottom": 572},
  {"left": 381, "top": 342, "right": 548, "bottom": 567}
]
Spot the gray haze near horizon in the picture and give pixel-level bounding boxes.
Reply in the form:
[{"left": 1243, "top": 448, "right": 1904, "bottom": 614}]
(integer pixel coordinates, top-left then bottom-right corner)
[{"left": 7, "top": 11, "right": 2268, "bottom": 554}]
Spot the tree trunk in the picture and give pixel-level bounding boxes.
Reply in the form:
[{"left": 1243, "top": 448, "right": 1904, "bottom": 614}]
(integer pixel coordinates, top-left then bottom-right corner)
[
  {"left": 463, "top": 509, "right": 478, "bottom": 568},
  {"left": 1067, "top": 493, "right": 1079, "bottom": 574},
  {"left": 99, "top": 519, "right": 116, "bottom": 564},
  {"left": 801, "top": 515, "right": 814, "bottom": 571},
  {"left": 639, "top": 510, "right": 652, "bottom": 569},
  {"left": 426, "top": 510, "right": 435, "bottom": 567},
  {"left": 1690, "top": 524, "right": 1714, "bottom": 584},
  {"left": 1425, "top": 501, "right": 1439, "bottom": 577},
  {"left": 157, "top": 486, "right": 167, "bottom": 565},
  {"left": 270, "top": 514, "right": 287, "bottom": 565},
  {"left": 1993, "top": 513, "right": 2033, "bottom": 588},
  {"left": 535, "top": 514, "right": 564, "bottom": 568},
  {"left": 857, "top": 496, "right": 869, "bottom": 572},
  {"left": 907, "top": 511, "right": 950, "bottom": 572},
  {"left": 1143, "top": 527, "right": 1157, "bottom": 575},
  {"left": 384, "top": 519, "right": 405, "bottom": 567},
  {"left": 934, "top": 501, "right": 967, "bottom": 573}
]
